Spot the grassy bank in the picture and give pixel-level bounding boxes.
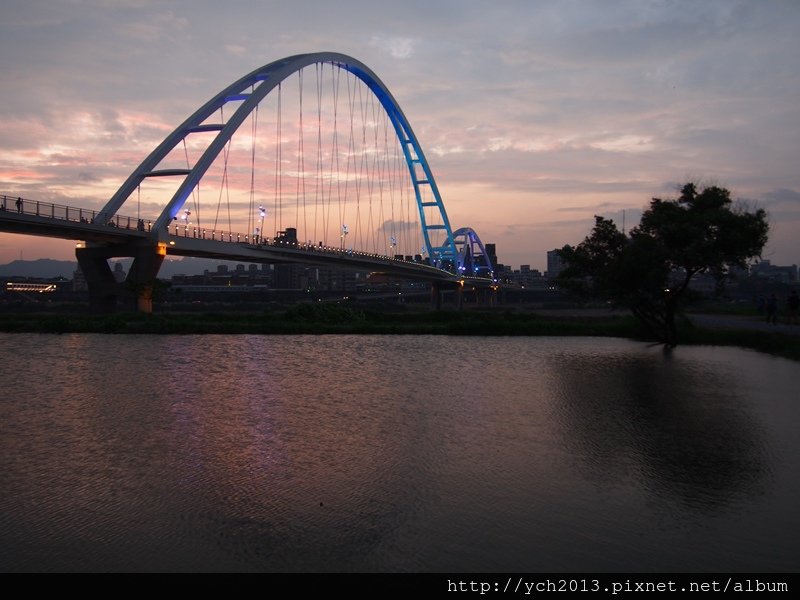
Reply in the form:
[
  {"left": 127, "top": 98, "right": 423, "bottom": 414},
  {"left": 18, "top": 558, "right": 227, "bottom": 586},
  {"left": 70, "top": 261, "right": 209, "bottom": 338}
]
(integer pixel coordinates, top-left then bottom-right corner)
[{"left": 1, "top": 304, "right": 798, "bottom": 361}]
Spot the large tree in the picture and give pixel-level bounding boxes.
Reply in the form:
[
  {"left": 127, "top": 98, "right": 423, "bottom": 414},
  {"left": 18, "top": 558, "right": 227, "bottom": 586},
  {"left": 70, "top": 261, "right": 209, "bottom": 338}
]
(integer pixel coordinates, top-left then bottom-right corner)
[{"left": 557, "top": 183, "right": 769, "bottom": 346}]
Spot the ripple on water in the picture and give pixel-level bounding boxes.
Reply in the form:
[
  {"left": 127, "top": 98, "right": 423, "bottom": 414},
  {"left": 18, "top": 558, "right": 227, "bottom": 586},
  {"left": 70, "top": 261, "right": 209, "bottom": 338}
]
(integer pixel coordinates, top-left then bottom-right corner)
[{"left": 1, "top": 334, "right": 798, "bottom": 571}]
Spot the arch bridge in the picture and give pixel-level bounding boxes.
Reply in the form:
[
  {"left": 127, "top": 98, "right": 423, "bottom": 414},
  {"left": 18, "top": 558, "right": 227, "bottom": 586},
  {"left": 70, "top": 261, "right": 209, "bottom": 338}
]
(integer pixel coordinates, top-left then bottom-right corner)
[{"left": 1, "top": 53, "right": 496, "bottom": 311}]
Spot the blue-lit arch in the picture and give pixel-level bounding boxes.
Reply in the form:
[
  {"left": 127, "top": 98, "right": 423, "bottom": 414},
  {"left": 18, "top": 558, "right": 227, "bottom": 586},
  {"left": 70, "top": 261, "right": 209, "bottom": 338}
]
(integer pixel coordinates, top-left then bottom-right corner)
[{"left": 453, "top": 227, "right": 495, "bottom": 278}]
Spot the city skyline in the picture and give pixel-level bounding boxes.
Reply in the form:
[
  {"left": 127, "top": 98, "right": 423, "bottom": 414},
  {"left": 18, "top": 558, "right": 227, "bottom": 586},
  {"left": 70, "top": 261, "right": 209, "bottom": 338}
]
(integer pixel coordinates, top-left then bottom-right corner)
[{"left": 1, "top": 0, "right": 799, "bottom": 271}]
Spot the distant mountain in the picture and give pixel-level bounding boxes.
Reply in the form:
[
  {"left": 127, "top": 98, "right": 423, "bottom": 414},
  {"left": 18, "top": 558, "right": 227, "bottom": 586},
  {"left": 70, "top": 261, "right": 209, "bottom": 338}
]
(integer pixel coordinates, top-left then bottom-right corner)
[
  {"left": 0, "top": 257, "right": 258, "bottom": 279},
  {"left": 0, "top": 259, "right": 78, "bottom": 278}
]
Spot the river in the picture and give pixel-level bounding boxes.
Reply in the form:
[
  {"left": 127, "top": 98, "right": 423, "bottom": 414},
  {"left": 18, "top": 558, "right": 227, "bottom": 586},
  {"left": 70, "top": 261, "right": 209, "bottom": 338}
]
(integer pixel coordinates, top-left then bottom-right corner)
[{"left": 0, "top": 334, "right": 797, "bottom": 572}]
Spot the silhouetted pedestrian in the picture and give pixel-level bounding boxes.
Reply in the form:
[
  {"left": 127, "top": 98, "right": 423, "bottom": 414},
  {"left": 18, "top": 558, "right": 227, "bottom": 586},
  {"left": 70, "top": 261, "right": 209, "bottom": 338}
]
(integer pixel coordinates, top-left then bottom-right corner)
[
  {"left": 765, "top": 293, "right": 778, "bottom": 325},
  {"left": 16, "top": 197, "right": 22, "bottom": 213},
  {"left": 788, "top": 290, "right": 799, "bottom": 325}
]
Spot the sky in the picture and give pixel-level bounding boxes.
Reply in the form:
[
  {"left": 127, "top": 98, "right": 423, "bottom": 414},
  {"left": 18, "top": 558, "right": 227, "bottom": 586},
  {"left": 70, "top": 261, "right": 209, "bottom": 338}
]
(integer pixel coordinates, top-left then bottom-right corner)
[{"left": 1, "top": 0, "right": 798, "bottom": 271}]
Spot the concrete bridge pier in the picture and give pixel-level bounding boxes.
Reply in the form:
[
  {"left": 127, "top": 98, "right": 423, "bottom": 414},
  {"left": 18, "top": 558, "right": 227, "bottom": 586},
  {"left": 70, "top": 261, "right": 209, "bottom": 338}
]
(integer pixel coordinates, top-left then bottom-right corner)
[
  {"left": 76, "top": 243, "right": 165, "bottom": 313},
  {"left": 127, "top": 244, "right": 166, "bottom": 313},
  {"left": 76, "top": 246, "right": 120, "bottom": 313},
  {"left": 430, "top": 281, "right": 442, "bottom": 310},
  {"left": 486, "top": 286, "right": 498, "bottom": 306},
  {"left": 430, "top": 280, "right": 470, "bottom": 310}
]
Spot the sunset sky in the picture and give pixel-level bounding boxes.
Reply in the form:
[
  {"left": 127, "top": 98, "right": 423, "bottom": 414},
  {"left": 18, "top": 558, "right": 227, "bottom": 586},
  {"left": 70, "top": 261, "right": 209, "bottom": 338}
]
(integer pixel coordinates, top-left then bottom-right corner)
[{"left": 1, "top": 0, "right": 798, "bottom": 271}]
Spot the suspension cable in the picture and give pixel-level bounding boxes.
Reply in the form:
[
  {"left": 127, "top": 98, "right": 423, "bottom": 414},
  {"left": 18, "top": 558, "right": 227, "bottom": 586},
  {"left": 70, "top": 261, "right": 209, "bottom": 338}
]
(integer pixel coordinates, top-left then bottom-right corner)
[
  {"left": 275, "top": 82, "right": 282, "bottom": 234},
  {"left": 249, "top": 97, "right": 259, "bottom": 239},
  {"left": 296, "top": 68, "right": 306, "bottom": 239},
  {"left": 314, "top": 62, "right": 322, "bottom": 246},
  {"left": 183, "top": 138, "right": 200, "bottom": 228}
]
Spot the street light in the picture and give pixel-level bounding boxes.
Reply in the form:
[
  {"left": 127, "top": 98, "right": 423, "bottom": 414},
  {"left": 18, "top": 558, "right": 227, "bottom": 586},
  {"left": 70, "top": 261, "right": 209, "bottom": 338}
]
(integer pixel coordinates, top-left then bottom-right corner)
[{"left": 258, "top": 205, "right": 266, "bottom": 243}]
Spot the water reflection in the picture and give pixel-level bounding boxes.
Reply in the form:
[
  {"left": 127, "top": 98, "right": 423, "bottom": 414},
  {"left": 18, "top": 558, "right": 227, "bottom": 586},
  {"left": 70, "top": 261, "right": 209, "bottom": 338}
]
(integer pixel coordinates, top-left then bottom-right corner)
[
  {"left": 154, "top": 336, "right": 444, "bottom": 571},
  {"left": 0, "top": 334, "right": 798, "bottom": 571},
  {"left": 546, "top": 342, "right": 769, "bottom": 512}
]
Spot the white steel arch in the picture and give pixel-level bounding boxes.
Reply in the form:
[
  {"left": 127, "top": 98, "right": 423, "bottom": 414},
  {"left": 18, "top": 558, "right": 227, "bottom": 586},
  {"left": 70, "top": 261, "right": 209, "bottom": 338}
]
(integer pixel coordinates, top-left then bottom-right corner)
[{"left": 99, "top": 52, "right": 459, "bottom": 268}]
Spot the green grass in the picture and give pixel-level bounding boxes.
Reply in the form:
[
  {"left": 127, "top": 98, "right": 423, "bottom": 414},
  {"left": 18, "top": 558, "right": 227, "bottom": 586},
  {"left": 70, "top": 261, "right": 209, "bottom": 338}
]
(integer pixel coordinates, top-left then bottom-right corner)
[
  {"left": 678, "top": 326, "right": 800, "bottom": 361},
  {"left": 0, "top": 308, "right": 797, "bottom": 361}
]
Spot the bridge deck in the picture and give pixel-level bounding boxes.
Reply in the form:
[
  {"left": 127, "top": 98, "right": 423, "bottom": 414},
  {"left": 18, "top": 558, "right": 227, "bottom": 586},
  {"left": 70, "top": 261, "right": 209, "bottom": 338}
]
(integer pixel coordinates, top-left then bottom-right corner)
[{"left": 1, "top": 195, "right": 498, "bottom": 286}]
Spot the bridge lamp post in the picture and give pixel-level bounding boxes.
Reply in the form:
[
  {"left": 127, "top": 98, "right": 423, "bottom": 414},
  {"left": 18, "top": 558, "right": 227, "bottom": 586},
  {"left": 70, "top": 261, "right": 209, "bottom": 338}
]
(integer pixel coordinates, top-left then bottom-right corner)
[
  {"left": 258, "top": 206, "right": 266, "bottom": 243},
  {"left": 341, "top": 224, "right": 349, "bottom": 250},
  {"left": 181, "top": 209, "right": 191, "bottom": 234}
]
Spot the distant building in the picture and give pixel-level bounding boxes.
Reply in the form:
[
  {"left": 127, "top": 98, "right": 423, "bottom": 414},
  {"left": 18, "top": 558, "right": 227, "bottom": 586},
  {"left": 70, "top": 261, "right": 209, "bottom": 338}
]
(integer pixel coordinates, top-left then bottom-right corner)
[
  {"left": 73, "top": 267, "right": 88, "bottom": 292},
  {"left": 314, "top": 266, "right": 365, "bottom": 292},
  {"left": 112, "top": 262, "right": 126, "bottom": 283},
  {"left": 3, "top": 276, "right": 72, "bottom": 296},
  {"left": 274, "top": 263, "right": 300, "bottom": 289},
  {"left": 516, "top": 264, "right": 546, "bottom": 288},
  {"left": 485, "top": 243, "right": 498, "bottom": 271},
  {"left": 751, "top": 260, "right": 797, "bottom": 283},
  {"left": 546, "top": 249, "right": 565, "bottom": 279}
]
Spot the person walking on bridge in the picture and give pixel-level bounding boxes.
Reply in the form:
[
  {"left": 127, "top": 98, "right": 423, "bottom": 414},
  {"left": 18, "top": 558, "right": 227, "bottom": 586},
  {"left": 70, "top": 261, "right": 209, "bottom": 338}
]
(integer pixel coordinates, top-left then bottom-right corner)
[{"left": 15, "top": 197, "right": 22, "bottom": 213}]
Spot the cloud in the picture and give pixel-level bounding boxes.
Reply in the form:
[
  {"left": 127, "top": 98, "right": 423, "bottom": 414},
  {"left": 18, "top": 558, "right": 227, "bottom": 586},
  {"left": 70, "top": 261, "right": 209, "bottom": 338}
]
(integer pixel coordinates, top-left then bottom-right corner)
[
  {"left": 763, "top": 188, "right": 800, "bottom": 206},
  {"left": 377, "top": 219, "right": 417, "bottom": 233},
  {"left": 224, "top": 44, "right": 247, "bottom": 56},
  {"left": 1, "top": 0, "right": 799, "bottom": 268},
  {"left": 369, "top": 35, "right": 416, "bottom": 59},
  {"left": 116, "top": 11, "right": 189, "bottom": 43},
  {"left": 556, "top": 202, "right": 628, "bottom": 213}
]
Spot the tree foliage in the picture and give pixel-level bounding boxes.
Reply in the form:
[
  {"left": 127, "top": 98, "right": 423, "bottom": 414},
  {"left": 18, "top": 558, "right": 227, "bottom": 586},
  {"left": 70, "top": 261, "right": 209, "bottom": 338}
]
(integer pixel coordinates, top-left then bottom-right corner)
[{"left": 557, "top": 183, "right": 768, "bottom": 346}]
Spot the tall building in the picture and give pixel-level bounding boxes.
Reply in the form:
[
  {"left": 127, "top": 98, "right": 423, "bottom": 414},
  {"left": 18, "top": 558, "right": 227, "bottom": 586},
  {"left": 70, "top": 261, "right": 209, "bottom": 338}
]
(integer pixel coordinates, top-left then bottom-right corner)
[
  {"left": 484, "top": 243, "right": 498, "bottom": 269},
  {"left": 546, "top": 249, "right": 565, "bottom": 279}
]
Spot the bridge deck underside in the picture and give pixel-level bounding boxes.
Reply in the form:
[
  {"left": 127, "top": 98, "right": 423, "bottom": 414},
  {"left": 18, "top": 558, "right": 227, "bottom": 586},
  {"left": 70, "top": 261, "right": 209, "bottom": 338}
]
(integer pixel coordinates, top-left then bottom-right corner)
[{"left": 166, "top": 236, "right": 458, "bottom": 282}]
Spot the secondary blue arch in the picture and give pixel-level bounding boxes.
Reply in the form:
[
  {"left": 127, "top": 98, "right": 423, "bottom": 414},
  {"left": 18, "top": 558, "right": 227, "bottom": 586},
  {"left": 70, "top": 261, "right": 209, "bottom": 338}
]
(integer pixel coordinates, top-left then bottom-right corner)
[
  {"left": 98, "top": 52, "right": 459, "bottom": 268},
  {"left": 453, "top": 227, "right": 495, "bottom": 278}
]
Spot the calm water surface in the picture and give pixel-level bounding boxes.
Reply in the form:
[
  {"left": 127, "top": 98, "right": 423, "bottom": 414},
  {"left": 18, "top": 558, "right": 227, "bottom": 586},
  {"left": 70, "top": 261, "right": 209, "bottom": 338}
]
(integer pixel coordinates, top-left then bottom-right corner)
[{"left": 0, "top": 334, "right": 798, "bottom": 572}]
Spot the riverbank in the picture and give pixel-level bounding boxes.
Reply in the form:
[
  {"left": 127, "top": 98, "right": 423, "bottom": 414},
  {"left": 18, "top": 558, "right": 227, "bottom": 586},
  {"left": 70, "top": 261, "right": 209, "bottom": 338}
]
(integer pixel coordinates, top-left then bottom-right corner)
[{"left": 1, "top": 304, "right": 799, "bottom": 361}]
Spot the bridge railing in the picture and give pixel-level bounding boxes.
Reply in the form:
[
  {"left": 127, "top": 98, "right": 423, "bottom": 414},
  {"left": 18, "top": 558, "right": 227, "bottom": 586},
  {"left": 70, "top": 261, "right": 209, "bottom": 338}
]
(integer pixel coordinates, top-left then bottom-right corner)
[
  {"left": 2, "top": 194, "right": 477, "bottom": 278},
  {"left": 0, "top": 194, "right": 152, "bottom": 232},
  {"left": 166, "top": 221, "right": 450, "bottom": 272}
]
